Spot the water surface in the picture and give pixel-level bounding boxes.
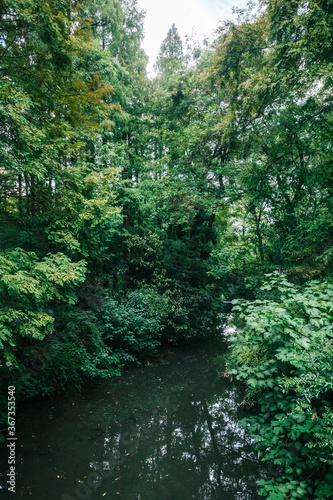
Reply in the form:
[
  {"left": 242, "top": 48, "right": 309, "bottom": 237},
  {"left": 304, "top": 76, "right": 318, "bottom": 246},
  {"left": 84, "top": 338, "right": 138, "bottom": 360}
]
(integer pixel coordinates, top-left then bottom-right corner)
[{"left": 0, "top": 338, "right": 270, "bottom": 499}]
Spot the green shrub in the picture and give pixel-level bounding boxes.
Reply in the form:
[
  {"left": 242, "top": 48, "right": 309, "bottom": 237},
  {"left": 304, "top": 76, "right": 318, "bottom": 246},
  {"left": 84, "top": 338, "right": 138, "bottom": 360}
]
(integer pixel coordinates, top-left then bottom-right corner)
[
  {"left": 10, "top": 309, "right": 122, "bottom": 399},
  {"left": 158, "top": 280, "right": 220, "bottom": 341},
  {"left": 228, "top": 273, "right": 333, "bottom": 499},
  {"left": 100, "top": 287, "right": 165, "bottom": 363}
]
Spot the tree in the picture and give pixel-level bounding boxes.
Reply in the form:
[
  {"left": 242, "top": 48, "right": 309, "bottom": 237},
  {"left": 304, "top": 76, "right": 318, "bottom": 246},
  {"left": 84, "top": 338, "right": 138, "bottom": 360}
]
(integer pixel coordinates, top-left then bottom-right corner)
[
  {"left": 155, "top": 24, "right": 185, "bottom": 78},
  {"left": 209, "top": 0, "right": 333, "bottom": 284}
]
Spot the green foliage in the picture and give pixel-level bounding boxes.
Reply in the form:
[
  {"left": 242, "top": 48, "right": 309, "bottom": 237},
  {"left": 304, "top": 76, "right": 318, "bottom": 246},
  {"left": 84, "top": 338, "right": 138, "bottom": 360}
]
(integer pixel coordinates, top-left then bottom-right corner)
[
  {"left": 228, "top": 274, "right": 333, "bottom": 498},
  {"left": 1, "top": 7, "right": 332, "bottom": 495},
  {"left": 159, "top": 280, "right": 220, "bottom": 341},
  {"left": 0, "top": 0, "right": 148, "bottom": 444},
  {"left": 0, "top": 249, "right": 86, "bottom": 367},
  {"left": 210, "top": 0, "right": 333, "bottom": 280},
  {"left": 0, "top": 0, "right": 224, "bottom": 433},
  {"left": 155, "top": 24, "right": 185, "bottom": 78},
  {"left": 14, "top": 311, "right": 122, "bottom": 398},
  {"left": 100, "top": 287, "right": 165, "bottom": 362}
]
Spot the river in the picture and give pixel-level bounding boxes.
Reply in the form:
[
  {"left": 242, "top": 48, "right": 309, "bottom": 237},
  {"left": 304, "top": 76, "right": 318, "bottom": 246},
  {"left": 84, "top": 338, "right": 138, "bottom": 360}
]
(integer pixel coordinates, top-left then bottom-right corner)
[{"left": 0, "top": 335, "right": 271, "bottom": 499}]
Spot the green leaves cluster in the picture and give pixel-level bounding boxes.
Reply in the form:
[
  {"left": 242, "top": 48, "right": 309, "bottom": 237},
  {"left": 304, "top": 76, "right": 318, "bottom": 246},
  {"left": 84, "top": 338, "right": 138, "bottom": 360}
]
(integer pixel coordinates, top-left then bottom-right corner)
[
  {"left": 0, "top": 249, "right": 86, "bottom": 364},
  {"left": 228, "top": 274, "right": 333, "bottom": 498},
  {"left": 101, "top": 287, "right": 165, "bottom": 362}
]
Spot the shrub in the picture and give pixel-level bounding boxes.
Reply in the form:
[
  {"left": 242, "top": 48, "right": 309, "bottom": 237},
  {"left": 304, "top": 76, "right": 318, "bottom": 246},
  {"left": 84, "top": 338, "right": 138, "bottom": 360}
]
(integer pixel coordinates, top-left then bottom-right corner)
[
  {"left": 100, "top": 287, "right": 165, "bottom": 363},
  {"left": 227, "top": 273, "right": 333, "bottom": 499}
]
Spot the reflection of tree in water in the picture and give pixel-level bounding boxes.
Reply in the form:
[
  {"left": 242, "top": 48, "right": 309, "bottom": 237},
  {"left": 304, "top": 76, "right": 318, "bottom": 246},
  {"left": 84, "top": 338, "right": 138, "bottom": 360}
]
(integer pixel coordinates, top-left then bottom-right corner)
[
  {"left": 5, "top": 343, "right": 272, "bottom": 499},
  {"left": 84, "top": 345, "right": 271, "bottom": 499}
]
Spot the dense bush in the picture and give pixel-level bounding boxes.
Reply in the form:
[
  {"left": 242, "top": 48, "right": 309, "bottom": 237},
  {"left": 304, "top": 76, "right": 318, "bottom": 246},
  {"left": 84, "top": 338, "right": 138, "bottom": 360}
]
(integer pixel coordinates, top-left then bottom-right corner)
[
  {"left": 227, "top": 274, "right": 333, "bottom": 499},
  {"left": 99, "top": 282, "right": 221, "bottom": 364},
  {"left": 100, "top": 287, "right": 165, "bottom": 363},
  {"left": 1, "top": 309, "right": 121, "bottom": 400},
  {"left": 158, "top": 280, "right": 221, "bottom": 341},
  {"left": 0, "top": 250, "right": 90, "bottom": 398}
]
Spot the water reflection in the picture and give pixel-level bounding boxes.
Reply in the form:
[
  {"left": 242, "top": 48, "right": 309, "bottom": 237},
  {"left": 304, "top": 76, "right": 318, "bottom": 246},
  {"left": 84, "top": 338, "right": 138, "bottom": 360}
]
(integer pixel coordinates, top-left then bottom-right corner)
[{"left": 0, "top": 341, "right": 270, "bottom": 499}]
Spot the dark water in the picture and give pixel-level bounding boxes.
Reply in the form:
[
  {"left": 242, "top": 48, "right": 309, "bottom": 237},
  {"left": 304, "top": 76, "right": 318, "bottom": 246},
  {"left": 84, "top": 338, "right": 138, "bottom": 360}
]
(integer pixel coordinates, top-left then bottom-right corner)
[{"left": 0, "top": 338, "right": 271, "bottom": 500}]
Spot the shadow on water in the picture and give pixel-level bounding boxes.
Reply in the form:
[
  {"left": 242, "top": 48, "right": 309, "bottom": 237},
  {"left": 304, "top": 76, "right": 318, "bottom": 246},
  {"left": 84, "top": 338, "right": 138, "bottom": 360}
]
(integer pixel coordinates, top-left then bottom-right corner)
[{"left": 0, "top": 336, "right": 272, "bottom": 499}]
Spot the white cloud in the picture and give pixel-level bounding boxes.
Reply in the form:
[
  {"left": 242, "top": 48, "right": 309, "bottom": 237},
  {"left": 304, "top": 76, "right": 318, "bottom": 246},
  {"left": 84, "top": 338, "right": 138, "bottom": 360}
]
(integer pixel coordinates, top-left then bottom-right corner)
[{"left": 137, "top": 0, "right": 249, "bottom": 74}]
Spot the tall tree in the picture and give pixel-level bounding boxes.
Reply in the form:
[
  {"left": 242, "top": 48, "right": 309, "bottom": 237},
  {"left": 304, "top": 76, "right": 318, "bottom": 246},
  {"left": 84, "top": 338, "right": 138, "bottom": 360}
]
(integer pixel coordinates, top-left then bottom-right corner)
[{"left": 155, "top": 24, "right": 185, "bottom": 78}]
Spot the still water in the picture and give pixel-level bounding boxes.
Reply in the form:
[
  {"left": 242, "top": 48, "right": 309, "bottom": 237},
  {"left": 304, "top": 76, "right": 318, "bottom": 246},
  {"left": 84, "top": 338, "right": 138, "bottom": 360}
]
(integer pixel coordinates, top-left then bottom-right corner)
[{"left": 0, "top": 338, "right": 271, "bottom": 499}]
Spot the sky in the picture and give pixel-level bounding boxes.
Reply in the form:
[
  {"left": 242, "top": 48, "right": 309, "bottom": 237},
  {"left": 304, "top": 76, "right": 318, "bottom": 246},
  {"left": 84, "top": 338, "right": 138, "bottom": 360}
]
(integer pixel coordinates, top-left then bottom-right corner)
[{"left": 137, "top": 0, "right": 250, "bottom": 74}]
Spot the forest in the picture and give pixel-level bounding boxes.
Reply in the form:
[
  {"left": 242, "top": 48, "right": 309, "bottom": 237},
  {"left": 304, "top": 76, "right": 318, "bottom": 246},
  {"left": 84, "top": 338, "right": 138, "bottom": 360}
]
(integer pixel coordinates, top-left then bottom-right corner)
[{"left": 0, "top": 0, "right": 332, "bottom": 498}]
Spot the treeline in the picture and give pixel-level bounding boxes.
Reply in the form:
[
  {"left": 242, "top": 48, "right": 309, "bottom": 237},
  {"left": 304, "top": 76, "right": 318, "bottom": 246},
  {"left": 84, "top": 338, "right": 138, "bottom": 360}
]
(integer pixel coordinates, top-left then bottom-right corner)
[{"left": 1, "top": 0, "right": 333, "bottom": 497}]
